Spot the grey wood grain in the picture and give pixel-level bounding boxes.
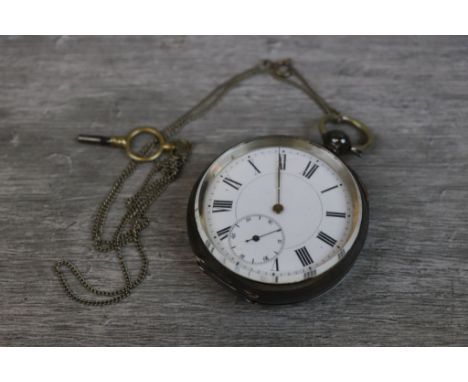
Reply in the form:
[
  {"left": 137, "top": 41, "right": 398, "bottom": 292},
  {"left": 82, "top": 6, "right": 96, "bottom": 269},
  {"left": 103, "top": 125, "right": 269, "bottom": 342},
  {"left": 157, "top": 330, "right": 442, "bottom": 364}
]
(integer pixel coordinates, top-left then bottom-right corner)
[{"left": 1, "top": 36, "right": 468, "bottom": 346}]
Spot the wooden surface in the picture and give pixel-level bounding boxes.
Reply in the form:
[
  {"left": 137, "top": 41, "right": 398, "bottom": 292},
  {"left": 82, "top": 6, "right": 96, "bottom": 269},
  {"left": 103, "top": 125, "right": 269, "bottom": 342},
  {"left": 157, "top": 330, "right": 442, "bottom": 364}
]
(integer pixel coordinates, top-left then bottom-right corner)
[{"left": 1, "top": 36, "right": 468, "bottom": 346}]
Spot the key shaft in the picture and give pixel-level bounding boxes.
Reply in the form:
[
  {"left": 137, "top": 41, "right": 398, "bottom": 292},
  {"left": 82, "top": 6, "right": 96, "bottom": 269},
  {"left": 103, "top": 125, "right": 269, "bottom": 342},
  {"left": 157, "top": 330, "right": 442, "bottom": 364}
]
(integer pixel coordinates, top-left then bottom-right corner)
[{"left": 77, "top": 135, "right": 112, "bottom": 146}]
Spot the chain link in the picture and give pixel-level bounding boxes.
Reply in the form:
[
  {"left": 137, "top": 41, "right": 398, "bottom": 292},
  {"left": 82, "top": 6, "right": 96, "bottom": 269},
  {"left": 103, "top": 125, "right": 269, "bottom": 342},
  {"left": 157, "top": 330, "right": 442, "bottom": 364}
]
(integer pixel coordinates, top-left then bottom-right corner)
[{"left": 54, "top": 59, "right": 349, "bottom": 305}]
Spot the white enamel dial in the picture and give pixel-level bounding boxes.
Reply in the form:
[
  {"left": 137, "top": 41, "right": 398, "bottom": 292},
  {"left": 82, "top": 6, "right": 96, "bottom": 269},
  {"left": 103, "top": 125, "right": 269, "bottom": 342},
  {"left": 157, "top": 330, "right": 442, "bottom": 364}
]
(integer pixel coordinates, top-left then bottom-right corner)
[{"left": 194, "top": 138, "right": 362, "bottom": 284}]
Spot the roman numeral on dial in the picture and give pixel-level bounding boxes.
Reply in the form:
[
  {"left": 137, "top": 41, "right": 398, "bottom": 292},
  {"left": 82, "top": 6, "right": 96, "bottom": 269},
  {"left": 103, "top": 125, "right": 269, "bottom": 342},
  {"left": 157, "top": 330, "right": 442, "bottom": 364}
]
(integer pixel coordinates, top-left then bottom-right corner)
[
  {"left": 248, "top": 159, "right": 261, "bottom": 174},
  {"left": 326, "top": 211, "right": 346, "bottom": 218},
  {"left": 295, "top": 246, "right": 314, "bottom": 266},
  {"left": 216, "top": 226, "right": 231, "bottom": 240},
  {"left": 279, "top": 152, "right": 286, "bottom": 170},
  {"left": 302, "top": 161, "right": 318, "bottom": 179},
  {"left": 222, "top": 177, "right": 242, "bottom": 190},
  {"left": 212, "top": 200, "right": 233, "bottom": 213},
  {"left": 317, "top": 231, "right": 337, "bottom": 247},
  {"left": 321, "top": 185, "right": 339, "bottom": 193}
]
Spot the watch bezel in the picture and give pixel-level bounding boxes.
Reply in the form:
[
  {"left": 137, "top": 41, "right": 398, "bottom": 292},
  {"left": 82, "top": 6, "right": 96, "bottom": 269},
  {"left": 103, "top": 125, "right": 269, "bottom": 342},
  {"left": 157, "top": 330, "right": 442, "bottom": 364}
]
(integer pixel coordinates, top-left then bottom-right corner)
[{"left": 187, "top": 135, "right": 369, "bottom": 304}]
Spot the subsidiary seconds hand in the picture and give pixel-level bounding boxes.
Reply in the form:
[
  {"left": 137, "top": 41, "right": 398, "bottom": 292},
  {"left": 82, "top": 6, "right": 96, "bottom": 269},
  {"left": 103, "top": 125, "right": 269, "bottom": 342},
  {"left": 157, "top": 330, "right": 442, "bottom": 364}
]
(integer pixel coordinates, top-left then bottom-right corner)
[
  {"left": 273, "top": 148, "right": 284, "bottom": 214},
  {"left": 245, "top": 228, "right": 282, "bottom": 243}
]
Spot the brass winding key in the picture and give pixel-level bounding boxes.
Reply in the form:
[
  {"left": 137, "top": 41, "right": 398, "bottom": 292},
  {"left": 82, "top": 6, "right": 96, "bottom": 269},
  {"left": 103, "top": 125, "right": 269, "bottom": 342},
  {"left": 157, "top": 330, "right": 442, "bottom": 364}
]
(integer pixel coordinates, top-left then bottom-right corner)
[{"left": 77, "top": 127, "right": 175, "bottom": 162}]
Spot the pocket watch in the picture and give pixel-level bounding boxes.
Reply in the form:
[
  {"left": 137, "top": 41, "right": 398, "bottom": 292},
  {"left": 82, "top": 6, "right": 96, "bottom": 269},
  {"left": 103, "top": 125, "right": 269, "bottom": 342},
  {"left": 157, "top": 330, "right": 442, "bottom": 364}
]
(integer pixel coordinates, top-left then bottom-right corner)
[
  {"left": 57, "top": 59, "right": 373, "bottom": 306},
  {"left": 187, "top": 134, "right": 369, "bottom": 304}
]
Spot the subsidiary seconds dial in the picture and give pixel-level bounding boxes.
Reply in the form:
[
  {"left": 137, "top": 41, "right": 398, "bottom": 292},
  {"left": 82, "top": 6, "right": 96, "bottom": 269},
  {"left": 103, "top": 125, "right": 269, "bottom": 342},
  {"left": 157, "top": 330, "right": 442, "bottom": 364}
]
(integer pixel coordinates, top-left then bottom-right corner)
[{"left": 228, "top": 214, "right": 285, "bottom": 265}]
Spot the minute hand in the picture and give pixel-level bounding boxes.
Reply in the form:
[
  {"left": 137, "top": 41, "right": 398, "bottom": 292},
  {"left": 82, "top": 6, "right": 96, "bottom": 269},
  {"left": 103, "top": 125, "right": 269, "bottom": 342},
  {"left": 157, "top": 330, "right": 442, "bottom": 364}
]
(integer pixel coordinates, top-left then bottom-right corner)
[
  {"left": 277, "top": 152, "right": 281, "bottom": 204},
  {"left": 273, "top": 150, "right": 284, "bottom": 214}
]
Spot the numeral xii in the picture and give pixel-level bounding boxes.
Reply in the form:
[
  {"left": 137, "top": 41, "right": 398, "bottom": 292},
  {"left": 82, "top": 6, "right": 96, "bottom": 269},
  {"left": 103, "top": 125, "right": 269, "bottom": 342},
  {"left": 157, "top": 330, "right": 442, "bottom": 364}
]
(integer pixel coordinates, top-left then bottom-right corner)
[{"left": 279, "top": 152, "right": 286, "bottom": 170}]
